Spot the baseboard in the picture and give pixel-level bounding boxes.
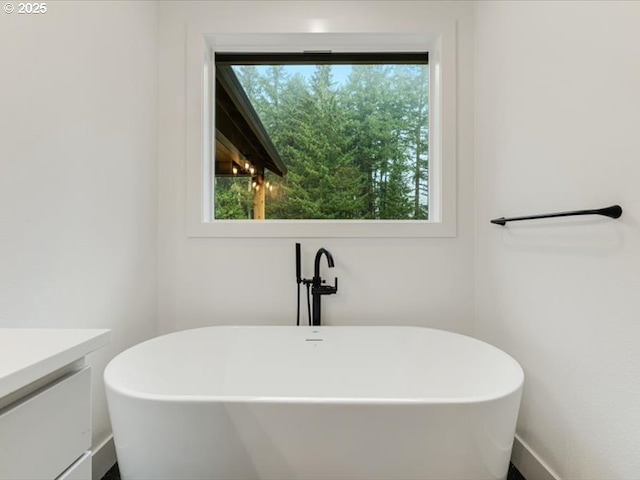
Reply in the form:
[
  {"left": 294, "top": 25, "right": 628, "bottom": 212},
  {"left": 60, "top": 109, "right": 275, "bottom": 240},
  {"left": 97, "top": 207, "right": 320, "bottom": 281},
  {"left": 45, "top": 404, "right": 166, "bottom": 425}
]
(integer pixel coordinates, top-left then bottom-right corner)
[
  {"left": 511, "top": 435, "right": 560, "bottom": 480},
  {"left": 92, "top": 434, "right": 116, "bottom": 480}
]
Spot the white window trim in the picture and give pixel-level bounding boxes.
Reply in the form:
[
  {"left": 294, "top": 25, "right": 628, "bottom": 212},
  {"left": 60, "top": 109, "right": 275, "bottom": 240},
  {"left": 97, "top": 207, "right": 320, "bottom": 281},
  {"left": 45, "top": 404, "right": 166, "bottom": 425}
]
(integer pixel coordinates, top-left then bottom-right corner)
[{"left": 186, "top": 27, "right": 456, "bottom": 238}]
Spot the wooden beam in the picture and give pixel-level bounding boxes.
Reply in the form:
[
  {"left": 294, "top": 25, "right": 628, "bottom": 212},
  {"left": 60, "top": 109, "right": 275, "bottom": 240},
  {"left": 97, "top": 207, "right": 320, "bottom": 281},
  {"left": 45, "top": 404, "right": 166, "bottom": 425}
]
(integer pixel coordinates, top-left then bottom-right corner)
[{"left": 253, "top": 174, "right": 265, "bottom": 220}]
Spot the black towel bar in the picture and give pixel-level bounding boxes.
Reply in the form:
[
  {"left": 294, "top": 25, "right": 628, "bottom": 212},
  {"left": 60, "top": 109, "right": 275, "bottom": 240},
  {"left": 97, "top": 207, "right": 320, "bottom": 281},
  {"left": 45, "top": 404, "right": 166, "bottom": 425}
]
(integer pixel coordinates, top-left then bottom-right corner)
[{"left": 491, "top": 205, "right": 622, "bottom": 226}]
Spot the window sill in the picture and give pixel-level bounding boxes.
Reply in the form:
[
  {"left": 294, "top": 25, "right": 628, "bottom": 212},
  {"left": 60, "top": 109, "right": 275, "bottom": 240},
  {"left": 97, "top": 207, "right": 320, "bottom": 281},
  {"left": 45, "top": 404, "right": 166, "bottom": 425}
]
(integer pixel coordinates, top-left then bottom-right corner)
[{"left": 187, "top": 219, "right": 456, "bottom": 238}]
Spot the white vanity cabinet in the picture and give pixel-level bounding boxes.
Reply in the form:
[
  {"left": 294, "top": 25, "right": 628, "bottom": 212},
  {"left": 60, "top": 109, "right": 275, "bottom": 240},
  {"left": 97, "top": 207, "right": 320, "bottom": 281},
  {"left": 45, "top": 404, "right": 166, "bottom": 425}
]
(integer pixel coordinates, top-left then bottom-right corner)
[{"left": 0, "top": 329, "right": 110, "bottom": 480}]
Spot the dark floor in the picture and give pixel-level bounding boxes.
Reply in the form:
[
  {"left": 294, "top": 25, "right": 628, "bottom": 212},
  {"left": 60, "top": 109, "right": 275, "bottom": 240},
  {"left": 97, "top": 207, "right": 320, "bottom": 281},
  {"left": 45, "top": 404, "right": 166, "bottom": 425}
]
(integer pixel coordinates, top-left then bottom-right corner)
[
  {"left": 508, "top": 463, "right": 527, "bottom": 480},
  {"left": 102, "top": 462, "right": 527, "bottom": 480},
  {"left": 101, "top": 463, "right": 120, "bottom": 480}
]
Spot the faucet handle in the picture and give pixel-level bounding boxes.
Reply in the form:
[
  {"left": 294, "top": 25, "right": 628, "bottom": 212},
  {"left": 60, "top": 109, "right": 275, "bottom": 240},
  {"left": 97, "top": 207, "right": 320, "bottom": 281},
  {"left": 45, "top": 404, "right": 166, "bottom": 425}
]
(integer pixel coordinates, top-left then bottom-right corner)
[{"left": 312, "top": 277, "right": 338, "bottom": 295}]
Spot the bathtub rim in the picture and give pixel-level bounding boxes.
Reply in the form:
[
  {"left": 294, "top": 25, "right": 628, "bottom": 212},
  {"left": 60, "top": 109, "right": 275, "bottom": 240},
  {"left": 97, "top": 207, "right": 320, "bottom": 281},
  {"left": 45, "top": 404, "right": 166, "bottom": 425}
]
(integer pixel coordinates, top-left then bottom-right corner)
[{"left": 104, "top": 325, "right": 524, "bottom": 406}]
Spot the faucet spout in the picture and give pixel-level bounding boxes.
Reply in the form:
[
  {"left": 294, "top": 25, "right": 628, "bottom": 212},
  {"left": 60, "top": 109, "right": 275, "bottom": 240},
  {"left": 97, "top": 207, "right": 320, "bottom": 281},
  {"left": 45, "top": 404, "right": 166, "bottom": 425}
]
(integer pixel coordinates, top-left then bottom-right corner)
[{"left": 314, "top": 247, "right": 334, "bottom": 276}]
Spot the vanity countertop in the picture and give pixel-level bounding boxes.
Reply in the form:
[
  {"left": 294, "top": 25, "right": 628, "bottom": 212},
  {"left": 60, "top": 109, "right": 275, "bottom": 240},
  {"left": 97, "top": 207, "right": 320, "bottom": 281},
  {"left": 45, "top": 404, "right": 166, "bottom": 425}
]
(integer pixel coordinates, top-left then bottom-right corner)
[{"left": 0, "top": 328, "right": 110, "bottom": 399}]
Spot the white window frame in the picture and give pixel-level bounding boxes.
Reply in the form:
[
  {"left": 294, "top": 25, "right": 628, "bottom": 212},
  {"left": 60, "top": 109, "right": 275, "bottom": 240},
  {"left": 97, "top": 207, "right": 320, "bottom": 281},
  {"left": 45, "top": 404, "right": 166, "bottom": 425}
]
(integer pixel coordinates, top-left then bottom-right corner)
[{"left": 186, "top": 28, "right": 456, "bottom": 238}]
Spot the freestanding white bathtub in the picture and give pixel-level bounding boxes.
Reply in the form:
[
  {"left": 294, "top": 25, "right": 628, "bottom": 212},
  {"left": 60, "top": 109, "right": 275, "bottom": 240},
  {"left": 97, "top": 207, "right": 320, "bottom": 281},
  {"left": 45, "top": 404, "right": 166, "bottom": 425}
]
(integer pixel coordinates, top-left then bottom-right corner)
[{"left": 104, "top": 326, "right": 523, "bottom": 480}]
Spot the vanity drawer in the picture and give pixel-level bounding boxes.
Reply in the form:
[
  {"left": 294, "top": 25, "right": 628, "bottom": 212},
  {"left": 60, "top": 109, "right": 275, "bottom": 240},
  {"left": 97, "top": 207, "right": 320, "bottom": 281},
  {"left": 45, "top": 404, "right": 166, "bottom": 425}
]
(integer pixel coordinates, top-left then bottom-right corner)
[{"left": 0, "top": 367, "right": 91, "bottom": 480}]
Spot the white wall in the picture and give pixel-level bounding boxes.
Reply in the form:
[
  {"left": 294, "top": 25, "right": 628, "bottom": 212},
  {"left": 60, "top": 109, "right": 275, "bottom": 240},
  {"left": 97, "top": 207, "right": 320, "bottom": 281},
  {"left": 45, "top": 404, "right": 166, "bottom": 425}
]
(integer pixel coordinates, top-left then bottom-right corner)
[
  {"left": 0, "top": 0, "right": 158, "bottom": 471},
  {"left": 157, "top": 1, "right": 476, "bottom": 335},
  {"left": 475, "top": 1, "right": 640, "bottom": 478}
]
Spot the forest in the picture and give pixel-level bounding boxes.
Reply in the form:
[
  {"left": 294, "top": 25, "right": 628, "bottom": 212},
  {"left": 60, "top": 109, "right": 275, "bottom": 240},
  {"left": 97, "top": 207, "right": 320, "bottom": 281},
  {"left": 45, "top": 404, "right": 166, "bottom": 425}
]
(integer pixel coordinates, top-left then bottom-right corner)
[{"left": 214, "top": 63, "right": 429, "bottom": 220}]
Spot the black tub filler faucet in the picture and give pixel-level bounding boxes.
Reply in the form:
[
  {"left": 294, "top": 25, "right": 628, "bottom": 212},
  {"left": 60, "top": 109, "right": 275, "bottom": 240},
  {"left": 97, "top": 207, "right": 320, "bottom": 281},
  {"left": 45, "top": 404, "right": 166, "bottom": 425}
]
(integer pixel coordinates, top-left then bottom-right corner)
[{"left": 296, "top": 243, "right": 338, "bottom": 326}]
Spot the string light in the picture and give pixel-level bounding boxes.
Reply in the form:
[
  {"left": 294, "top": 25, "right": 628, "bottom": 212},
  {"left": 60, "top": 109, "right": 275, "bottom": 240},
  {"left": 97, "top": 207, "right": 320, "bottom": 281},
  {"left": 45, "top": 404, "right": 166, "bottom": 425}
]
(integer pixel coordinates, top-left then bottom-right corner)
[
  {"left": 232, "top": 168, "right": 276, "bottom": 196},
  {"left": 231, "top": 161, "right": 258, "bottom": 177},
  {"left": 245, "top": 176, "right": 276, "bottom": 195}
]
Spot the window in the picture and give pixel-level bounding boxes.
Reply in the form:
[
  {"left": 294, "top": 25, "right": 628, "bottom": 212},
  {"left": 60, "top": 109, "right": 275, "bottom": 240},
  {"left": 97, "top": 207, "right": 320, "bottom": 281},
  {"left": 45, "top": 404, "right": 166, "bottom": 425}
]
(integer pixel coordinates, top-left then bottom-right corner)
[
  {"left": 186, "top": 32, "right": 456, "bottom": 237},
  {"left": 213, "top": 53, "right": 429, "bottom": 222}
]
